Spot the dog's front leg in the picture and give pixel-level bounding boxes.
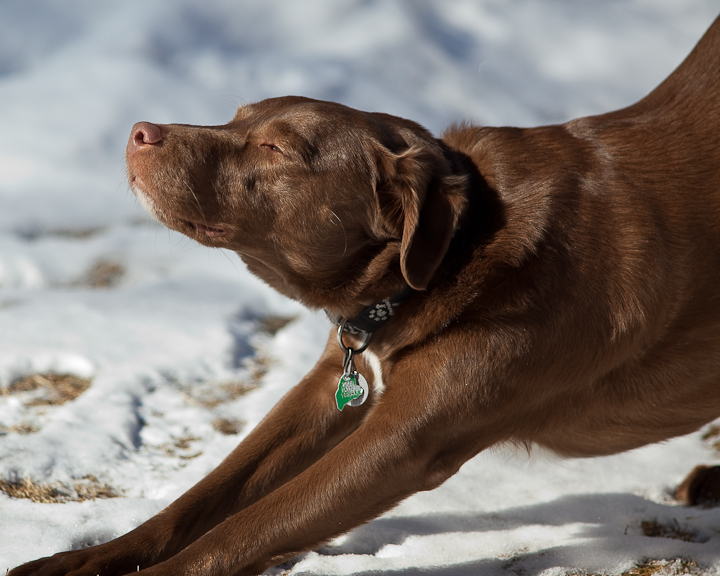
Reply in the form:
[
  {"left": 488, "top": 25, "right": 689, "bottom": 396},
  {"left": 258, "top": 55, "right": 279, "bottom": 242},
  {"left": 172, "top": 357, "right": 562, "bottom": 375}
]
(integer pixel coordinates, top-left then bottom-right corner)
[
  {"left": 9, "top": 334, "right": 368, "bottom": 576},
  {"left": 131, "top": 362, "right": 479, "bottom": 576}
]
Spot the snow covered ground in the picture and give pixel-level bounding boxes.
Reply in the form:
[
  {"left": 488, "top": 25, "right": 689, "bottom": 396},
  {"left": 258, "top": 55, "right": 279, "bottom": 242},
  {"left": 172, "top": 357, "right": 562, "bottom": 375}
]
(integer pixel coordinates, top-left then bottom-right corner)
[{"left": 1, "top": 1, "right": 720, "bottom": 574}]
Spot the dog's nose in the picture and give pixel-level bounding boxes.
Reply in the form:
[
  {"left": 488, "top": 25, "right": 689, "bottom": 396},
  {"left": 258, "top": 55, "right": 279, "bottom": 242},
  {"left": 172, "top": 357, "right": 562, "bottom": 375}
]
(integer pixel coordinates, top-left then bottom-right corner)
[{"left": 127, "top": 121, "right": 165, "bottom": 159}]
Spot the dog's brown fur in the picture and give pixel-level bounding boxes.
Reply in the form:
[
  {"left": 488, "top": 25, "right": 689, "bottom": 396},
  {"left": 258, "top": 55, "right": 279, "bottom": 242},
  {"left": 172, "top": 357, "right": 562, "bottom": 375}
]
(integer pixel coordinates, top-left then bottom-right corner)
[{"left": 12, "top": 15, "right": 720, "bottom": 576}]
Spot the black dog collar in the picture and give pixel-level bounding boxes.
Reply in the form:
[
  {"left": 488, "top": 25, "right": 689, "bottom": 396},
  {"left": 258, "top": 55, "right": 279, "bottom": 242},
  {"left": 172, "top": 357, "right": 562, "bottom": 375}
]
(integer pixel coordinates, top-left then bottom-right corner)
[{"left": 327, "top": 287, "right": 414, "bottom": 335}]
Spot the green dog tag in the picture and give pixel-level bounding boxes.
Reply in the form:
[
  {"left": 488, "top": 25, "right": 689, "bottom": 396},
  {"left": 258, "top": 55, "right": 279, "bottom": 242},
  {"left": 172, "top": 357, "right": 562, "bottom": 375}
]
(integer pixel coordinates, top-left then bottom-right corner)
[{"left": 336, "top": 372, "right": 368, "bottom": 411}]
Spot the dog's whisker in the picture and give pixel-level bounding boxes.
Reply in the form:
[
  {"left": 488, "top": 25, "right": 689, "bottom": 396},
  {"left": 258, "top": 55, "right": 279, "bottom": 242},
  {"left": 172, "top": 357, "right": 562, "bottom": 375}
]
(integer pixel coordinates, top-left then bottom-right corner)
[{"left": 185, "top": 182, "right": 207, "bottom": 223}]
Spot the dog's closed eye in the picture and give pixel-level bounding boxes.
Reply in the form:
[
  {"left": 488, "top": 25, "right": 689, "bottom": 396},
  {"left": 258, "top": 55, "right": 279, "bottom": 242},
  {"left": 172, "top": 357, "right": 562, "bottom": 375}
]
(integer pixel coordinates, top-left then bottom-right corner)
[{"left": 260, "top": 142, "right": 284, "bottom": 155}]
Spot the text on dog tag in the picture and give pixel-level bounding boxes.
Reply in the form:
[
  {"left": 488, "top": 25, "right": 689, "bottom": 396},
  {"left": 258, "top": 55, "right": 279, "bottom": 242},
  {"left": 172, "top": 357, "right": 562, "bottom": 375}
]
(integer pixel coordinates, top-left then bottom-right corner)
[{"left": 336, "top": 371, "right": 368, "bottom": 410}]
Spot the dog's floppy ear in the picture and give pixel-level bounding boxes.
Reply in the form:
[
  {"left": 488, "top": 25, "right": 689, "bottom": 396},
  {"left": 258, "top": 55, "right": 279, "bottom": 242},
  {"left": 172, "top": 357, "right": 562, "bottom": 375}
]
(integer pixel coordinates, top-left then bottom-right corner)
[{"left": 376, "top": 146, "right": 467, "bottom": 290}]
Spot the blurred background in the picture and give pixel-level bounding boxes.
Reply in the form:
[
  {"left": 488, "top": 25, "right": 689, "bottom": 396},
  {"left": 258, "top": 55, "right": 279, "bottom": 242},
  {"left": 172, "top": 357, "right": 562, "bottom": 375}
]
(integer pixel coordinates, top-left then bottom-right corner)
[{"left": 1, "top": 1, "right": 719, "bottom": 574}]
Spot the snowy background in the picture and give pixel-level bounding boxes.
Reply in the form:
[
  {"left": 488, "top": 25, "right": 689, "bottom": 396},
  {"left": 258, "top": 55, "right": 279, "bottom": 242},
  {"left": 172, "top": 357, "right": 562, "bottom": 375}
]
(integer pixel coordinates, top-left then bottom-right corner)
[{"left": 1, "top": 0, "right": 720, "bottom": 574}]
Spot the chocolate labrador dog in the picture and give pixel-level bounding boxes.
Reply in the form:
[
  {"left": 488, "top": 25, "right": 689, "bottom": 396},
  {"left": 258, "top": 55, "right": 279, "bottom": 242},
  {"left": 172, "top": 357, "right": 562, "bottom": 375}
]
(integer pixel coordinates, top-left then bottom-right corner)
[{"left": 12, "top": 14, "right": 720, "bottom": 576}]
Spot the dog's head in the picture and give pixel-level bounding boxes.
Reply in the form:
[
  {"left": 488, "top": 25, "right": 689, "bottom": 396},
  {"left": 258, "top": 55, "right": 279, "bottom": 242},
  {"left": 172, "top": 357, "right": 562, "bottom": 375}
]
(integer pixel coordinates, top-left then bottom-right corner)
[{"left": 127, "top": 96, "right": 467, "bottom": 316}]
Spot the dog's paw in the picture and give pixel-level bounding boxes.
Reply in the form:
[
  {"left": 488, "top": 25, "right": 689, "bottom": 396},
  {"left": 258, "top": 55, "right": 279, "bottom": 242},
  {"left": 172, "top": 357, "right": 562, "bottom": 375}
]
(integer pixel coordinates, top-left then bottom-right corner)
[
  {"left": 8, "top": 547, "right": 138, "bottom": 576},
  {"left": 9, "top": 553, "right": 75, "bottom": 576},
  {"left": 9, "top": 552, "right": 94, "bottom": 576},
  {"left": 674, "top": 464, "right": 720, "bottom": 506}
]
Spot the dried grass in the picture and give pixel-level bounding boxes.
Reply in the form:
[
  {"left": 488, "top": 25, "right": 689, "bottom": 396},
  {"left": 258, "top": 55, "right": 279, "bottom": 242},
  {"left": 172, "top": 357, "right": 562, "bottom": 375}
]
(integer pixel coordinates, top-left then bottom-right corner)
[
  {"left": 641, "top": 519, "right": 698, "bottom": 542},
  {"left": 18, "top": 226, "right": 105, "bottom": 241},
  {"left": 173, "top": 435, "right": 201, "bottom": 451},
  {"left": 212, "top": 417, "right": 245, "bottom": 435},
  {"left": 701, "top": 424, "right": 720, "bottom": 454},
  {"left": 72, "top": 475, "right": 120, "bottom": 501},
  {"left": 179, "top": 452, "right": 203, "bottom": 460},
  {"left": 0, "top": 422, "right": 39, "bottom": 435},
  {"left": 0, "top": 475, "right": 118, "bottom": 503},
  {"left": 257, "top": 314, "right": 297, "bottom": 336},
  {"left": 181, "top": 381, "right": 256, "bottom": 409},
  {"left": 246, "top": 353, "right": 274, "bottom": 386},
  {"left": 622, "top": 559, "right": 701, "bottom": 576},
  {"left": 52, "top": 227, "right": 105, "bottom": 240},
  {"left": 3, "top": 373, "right": 92, "bottom": 406},
  {"left": 568, "top": 558, "right": 701, "bottom": 576},
  {"left": 83, "top": 259, "right": 125, "bottom": 289},
  {"left": 151, "top": 434, "right": 203, "bottom": 460}
]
